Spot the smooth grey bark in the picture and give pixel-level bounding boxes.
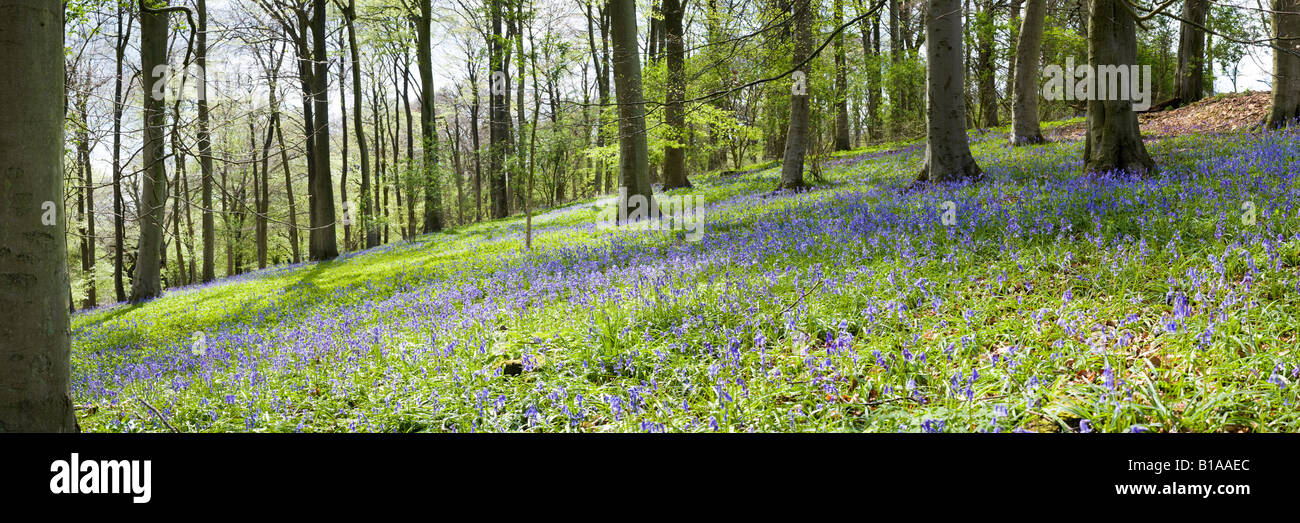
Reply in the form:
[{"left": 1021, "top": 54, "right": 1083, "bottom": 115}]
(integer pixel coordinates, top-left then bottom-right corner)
[
  {"left": 1082, "top": 0, "right": 1155, "bottom": 174},
  {"left": 131, "top": 7, "right": 168, "bottom": 302},
  {"left": 0, "top": 0, "right": 78, "bottom": 432},
  {"left": 419, "top": 0, "right": 444, "bottom": 233},
  {"left": 1176, "top": 0, "right": 1208, "bottom": 106},
  {"left": 1267, "top": 0, "right": 1300, "bottom": 127},
  {"left": 778, "top": 0, "right": 813, "bottom": 191},
  {"left": 661, "top": 0, "right": 691, "bottom": 190},
  {"left": 608, "top": 0, "right": 654, "bottom": 212},
  {"left": 309, "top": 0, "right": 338, "bottom": 260},
  {"left": 917, "top": 0, "right": 983, "bottom": 183},
  {"left": 1009, "top": 0, "right": 1046, "bottom": 145}
]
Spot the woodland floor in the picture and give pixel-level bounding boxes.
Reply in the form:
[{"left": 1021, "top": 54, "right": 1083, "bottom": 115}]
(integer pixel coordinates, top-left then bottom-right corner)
[
  {"left": 1047, "top": 91, "right": 1273, "bottom": 141},
  {"left": 69, "top": 100, "right": 1300, "bottom": 433}
]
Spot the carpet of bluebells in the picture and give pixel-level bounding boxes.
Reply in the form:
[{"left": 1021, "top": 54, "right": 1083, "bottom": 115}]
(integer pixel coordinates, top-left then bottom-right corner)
[{"left": 71, "top": 124, "right": 1300, "bottom": 432}]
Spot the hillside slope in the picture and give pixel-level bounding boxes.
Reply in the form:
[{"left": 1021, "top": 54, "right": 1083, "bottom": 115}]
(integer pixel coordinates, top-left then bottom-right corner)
[{"left": 72, "top": 118, "right": 1300, "bottom": 433}]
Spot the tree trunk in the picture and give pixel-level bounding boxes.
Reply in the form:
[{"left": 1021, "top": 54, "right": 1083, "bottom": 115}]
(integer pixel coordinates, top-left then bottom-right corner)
[
  {"left": 112, "top": 7, "right": 132, "bottom": 302},
  {"left": 513, "top": 1, "right": 527, "bottom": 214},
  {"left": 661, "top": 0, "right": 691, "bottom": 190},
  {"left": 1082, "top": 0, "right": 1155, "bottom": 174},
  {"left": 259, "top": 115, "right": 274, "bottom": 269},
  {"left": 1009, "top": 0, "right": 1046, "bottom": 145},
  {"left": 490, "top": 1, "right": 512, "bottom": 218},
  {"left": 863, "top": 9, "right": 883, "bottom": 141},
  {"left": 75, "top": 83, "right": 97, "bottom": 308},
  {"left": 1267, "top": 0, "right": 1300, "bottom": 127},
  {"left": 448, "top": 108, "right": 465, "bottom": 224},
  {"left": 419, "top": 0, "right": 444, "bottom": 233},
  {"left": 344, "top": 0, "right": 373, "bottom": 249},
  {"left": 833, "top": 0, "right": 852, "bottom": 150},
  {"left": 778, "top": 0, "right": 813, "bottom": 191},
  {"left": 526, "top": 24, "right": 542, "bottom": 249},
  {"left": 198, "top": 0, "right": 215, "bottom": 283},
  {"left": 130, "top": 8, "right": 168, "bottom": 302},
  {"left": 400, "top": 50, "right": 414, "bottom": 239},
  {"left": 888, "top": 0, "right": 903, "bottom": 137},
  {"left": 976, "top": 0, "right": 999, "bottom": 128},
  {"left": 309, "top": 0, "right": 338, "bottom": 260},
  {"left": 1175, "top": 0, "right": 1207, "bottom": 107},
  {"left": 468, "top": 59, "right": 483, "bottom": 222},
  {"left": 338, "top": 28, "right": 351, "bottom": 251},
  {"left": 275, "top": 112, "right": 301, "bottom": 262},
  {"left": 0, "top": 0, "right": 78, "bottom": 431},
  {"left": 1005, "top": 0, "right": 1021, "bottom": 104},
  {"left": 170, "top": 122, "right": 187, "bottom": 285},
  {"left": 917, "top": 0, "right": 984, "bottom": 183},
  {"left": 250, "top": 117, "right": 264, "bottom": 269},
  {"left": 609, "top": 0, "right": 654, "bottom": 214}
]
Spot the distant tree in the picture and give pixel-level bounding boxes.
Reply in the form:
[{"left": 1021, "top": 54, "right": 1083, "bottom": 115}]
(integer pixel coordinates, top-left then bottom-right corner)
[
  {"left": 1009, "top": 0, "right": 1046, "bottom": 145},
  {"left": 833, "top": 0, "right": 852, "bottom": 150},
  {"left": 1175, "top": 0, "right": 1208, "bottom": 106}
]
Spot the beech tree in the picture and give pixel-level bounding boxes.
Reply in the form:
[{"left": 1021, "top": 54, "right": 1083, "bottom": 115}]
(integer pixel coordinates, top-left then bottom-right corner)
[
  {"left": 1175, "top": 0, "right": 1207, "bottom": 106},
  {"left": 417, "top": 0, "right": 444, "bottom": 232},
  {"left": 1266, "top": 0, "right": 1300, "bottom": 127},
  {"left": 1009, "top": 0, "right": 1046, "bottom": 145},
  {"left": 608, "top": 0, "right": 653, "bottom": 213},
  {"left": 777, "top": 0, "right": 814, "bottom": 191},
  {"left": 916, "top": 0, "right": 982, "bottom": 183},
  {"left": 308, "top": 0, "right": 338, "bottom": 260},
  {"left": 1082, "top": 0, "right": 1154, "bottom": 174},
  {"left": 129, "top": 4, "right": 170, "bottom": 302},
  {"left": 0, "top": 0, "right": 78, "bottom": 432},
  {"left": 661, "top": 0, "right": 691, "bottom": 190}
]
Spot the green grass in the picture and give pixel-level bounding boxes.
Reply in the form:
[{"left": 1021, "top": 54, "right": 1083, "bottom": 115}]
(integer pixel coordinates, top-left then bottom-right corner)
[{"left": 71, "top": 120, "right": 1300, "bottom": 433}]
